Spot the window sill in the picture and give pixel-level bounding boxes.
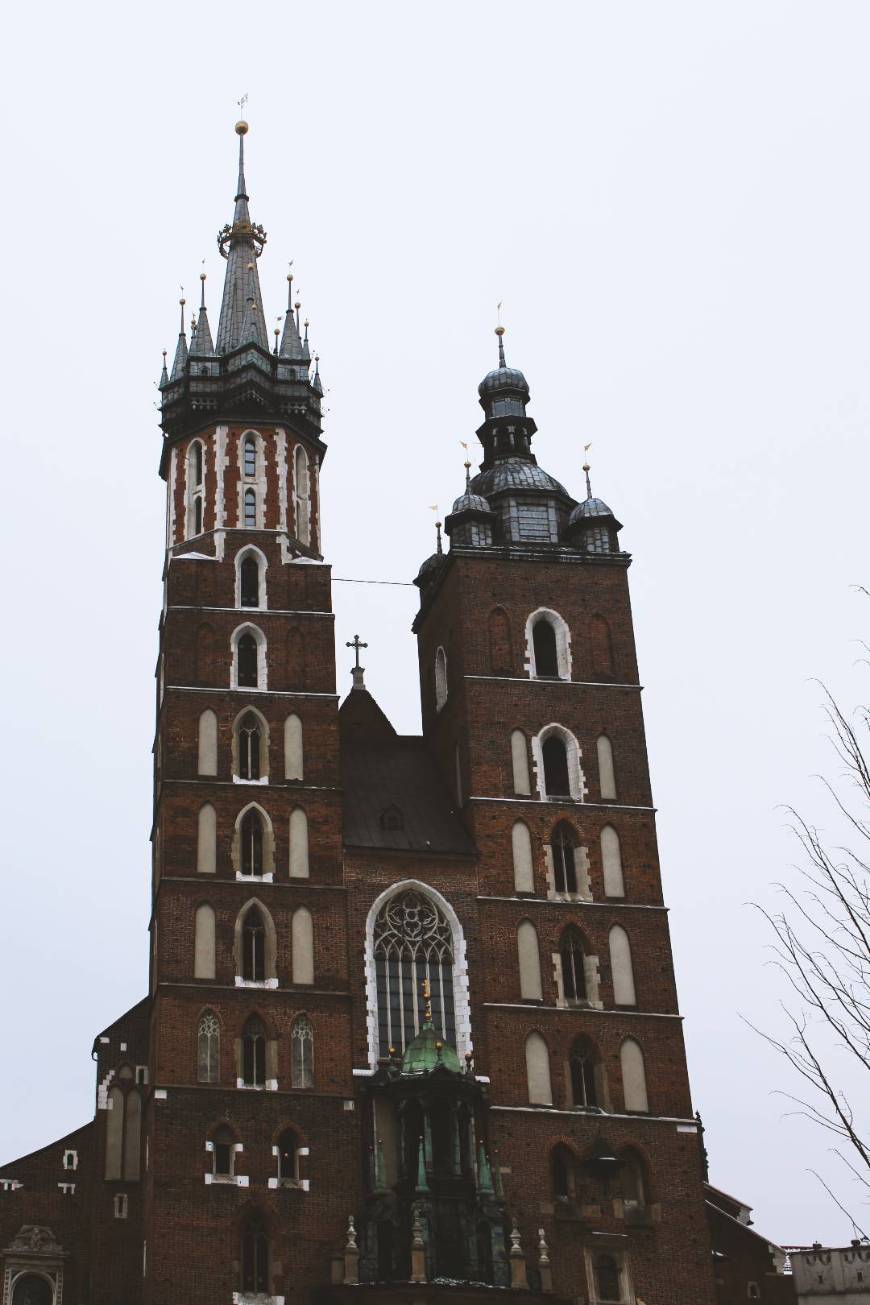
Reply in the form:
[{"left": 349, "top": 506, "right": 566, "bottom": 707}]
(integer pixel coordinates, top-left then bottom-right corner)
[
  {"left": 205, "top": 1173, "right": 249, "bottom": 1187},
  {"left": 235, "top": 872, "right": 274, "bottom": 883},
  {"left": 267, "top": 1176, "right": 310, "bottom": 1191},
  {"left": 233, "top": 776, "right": 269, "bottom": 786},
  {"left": 234, "top": 977, "right": 278, "bottom": 989},
  {"left": 236, "top": 1079, "right": 279, "bottom": 1092}
]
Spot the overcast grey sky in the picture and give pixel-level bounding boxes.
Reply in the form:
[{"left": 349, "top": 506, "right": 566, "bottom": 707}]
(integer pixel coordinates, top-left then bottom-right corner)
[{"left": 0, "top": 0, "right": 867, "bottom": 1247}]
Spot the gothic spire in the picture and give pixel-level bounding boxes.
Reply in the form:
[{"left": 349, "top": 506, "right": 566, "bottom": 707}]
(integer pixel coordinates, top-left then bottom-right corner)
[
  {"left": 189, "top": 272, "right": 214, "bottom": 356},
  {"left": 279, "top": 271, "right": 305, "bottom": 359},
  {"left": 170, "top": 297, "right": 188, "bottom": 380},
  {"left": 215, "top": 120, "right": 269, "bottom": 353}
]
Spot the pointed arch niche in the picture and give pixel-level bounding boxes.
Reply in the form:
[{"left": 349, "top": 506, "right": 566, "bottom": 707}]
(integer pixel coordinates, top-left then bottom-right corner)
[{"left": 364, "top": 880, "right": 472, "bottom": 1069}]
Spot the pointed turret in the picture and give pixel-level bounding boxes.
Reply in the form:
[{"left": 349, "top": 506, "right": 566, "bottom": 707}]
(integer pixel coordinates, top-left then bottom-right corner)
[
  {"left": 159, "top": 349, "right": 169, "bottom": 388},
  {"left": 312, "top": 354, "right": 323, "bottom": 395},
  {"left": 170, "top": 298, "right": 188, "bottom": 380},
  {"left": 189, "top": 272, "right": 214, "bottom": 356},
  {"left": 215, "top": 120, "right": 269, "bottom": 353},
  {"left": 279, "top": 273, "right": 306, "bottom": 359}
]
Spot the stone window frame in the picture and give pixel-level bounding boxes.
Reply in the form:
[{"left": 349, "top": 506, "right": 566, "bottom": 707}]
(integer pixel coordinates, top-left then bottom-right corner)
[
  {"left": 232, "top": 803, "right": 276, "bottom": 883},
  {"left": 231, "top": 706, "right": 270, "bottom": 785},
  {"left": 234, "top": 544, "right": 269, "bottom": 610},
  {"left": 3, "top": 1266, "right": 62, "bottom": 1305},
  {"left": 230, "top": 622, "right": 268, "bottom": 691},
  {"left": 524, "top": 607, "right": 572, "bottom": 681},
  {"left": 363, "top": 879, "right": 472, "bottom": 1070},
  {"left": 237, "top": 429, "right": 266, "bottom": 530},
  {"left": 584, "top": 1246, "right": 634, "bottom": 1304},
  {"left": 185, "top": 437, "right": 206, "bottom": 540},
  {"left": 233, "top": 898, "right": 279, "bottom": 988},
  {"left": 532, "top": 723, "right": 587, "bottom": 803}
]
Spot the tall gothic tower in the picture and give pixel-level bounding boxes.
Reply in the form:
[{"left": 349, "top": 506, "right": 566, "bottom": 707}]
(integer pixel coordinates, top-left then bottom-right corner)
[{"left": 0, "top": 123, "right": 717, "bottom": 1305}]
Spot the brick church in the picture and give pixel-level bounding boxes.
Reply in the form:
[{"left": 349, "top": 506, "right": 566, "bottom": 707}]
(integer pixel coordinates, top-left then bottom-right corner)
[{"left": 0, "top": 121, "right": 719, "bottom": 1305}]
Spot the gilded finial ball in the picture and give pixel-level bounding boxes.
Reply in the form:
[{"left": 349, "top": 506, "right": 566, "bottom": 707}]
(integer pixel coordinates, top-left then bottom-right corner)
[
  {"left": 200, "top": 271, "right": 207, "bottom": 283},
  {"left": 495, "top": 324, "right": 506, "bottom": 337},
  {"left": 179, "top": 296, "right": 186, "bottom": 306},
  {"left": 287, "top": 272, "right": 293, "bottom": 283},
  {"left": 582, "top": 463, "right": 590, "bottom": 473},
  {"left": 435, "top": 1040, "right": 443, "bottom": 1051},
  {"left": 304, "top": 318, "right": 310, "bottom": 328},
  {"left": 295, "top": 300, "right": 301, "bottom": 310},
  {"left": 235, "top": 119, "right": 249, "bottom": 136}
]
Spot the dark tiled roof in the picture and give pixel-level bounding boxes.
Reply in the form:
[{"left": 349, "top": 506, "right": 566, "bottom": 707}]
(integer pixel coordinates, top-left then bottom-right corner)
[
  {"left": 470, "top": 458, "right": 571, "bottom": 499},
  {"left": 342, "top": 739, "right": 476, "bottom": 855}
]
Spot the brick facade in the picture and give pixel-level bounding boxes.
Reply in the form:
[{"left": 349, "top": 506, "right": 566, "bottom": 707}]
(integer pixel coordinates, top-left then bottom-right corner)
[{"left": 0, "top": 124, "right": 720, "bottom": 1305}]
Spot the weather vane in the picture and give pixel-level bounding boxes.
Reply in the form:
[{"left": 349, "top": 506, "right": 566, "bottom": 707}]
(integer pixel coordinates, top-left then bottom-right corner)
[{"left": 237, "top": 92, "right": 248, "bottom": 118}]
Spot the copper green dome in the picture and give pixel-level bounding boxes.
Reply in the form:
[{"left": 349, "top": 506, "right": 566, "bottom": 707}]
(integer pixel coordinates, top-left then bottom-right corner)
[{"left": 401, "top": 1020, "right": 462, "bottom": 1075}]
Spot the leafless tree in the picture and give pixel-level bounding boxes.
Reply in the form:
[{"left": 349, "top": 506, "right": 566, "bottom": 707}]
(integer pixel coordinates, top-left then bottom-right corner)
[{"left": 751, "top": 683, "right": 870, "bottom": 1232}]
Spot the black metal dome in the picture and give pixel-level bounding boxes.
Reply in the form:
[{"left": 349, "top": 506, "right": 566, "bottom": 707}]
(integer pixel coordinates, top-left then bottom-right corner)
[
  {"left": 477, "top": 366, "right": 530, "bottom": 398},
  {"left": 471, "top": 458, "right": 571, "bottom": 499}
]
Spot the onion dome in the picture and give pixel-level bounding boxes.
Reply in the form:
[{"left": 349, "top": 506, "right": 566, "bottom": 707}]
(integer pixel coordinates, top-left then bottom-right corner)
[
  {"left": 451, "top": 487, "right": 491, "bottom": 515},
  {"left": 566, "top": 462, "right": 622, "bottom": 554},
  {"left": 445, "top": 462, "right": 496, "bottom": 548}
]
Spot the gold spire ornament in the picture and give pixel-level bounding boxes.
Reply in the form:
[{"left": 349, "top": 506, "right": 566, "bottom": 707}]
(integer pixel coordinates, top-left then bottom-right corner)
[{"left": 422, "top": 976, "right": 432, "bottom": 1023}]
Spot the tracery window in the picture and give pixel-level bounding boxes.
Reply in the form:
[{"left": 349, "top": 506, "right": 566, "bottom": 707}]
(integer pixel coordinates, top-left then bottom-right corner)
[
  {"left": 197, "top": 1011, "right": 220, "bottom": 1083},
  {"left": 237, "top": 711, "right": 261, "bottom": 780},
  {"left": 291, "top": 1014, "right": 314, "bottom": 1088},
  {"left": 373, "top": 889, "right": 455, "bottom": 1057}
]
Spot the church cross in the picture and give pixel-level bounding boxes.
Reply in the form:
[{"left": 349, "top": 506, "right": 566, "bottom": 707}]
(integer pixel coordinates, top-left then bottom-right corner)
[{"left": 346, "top": 634, "right": 368, "bottom": 670}]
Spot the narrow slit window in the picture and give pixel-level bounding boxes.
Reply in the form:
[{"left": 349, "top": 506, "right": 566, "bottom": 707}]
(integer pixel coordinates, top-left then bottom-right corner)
[
  {"left": 244, "top": 487, "right": 257, "bottom": 529},
  {"left": 237, "top": 632, "right": 259, "bottom": 687},
  {"left": 242, "top": 907, "right": 266, "bottom": 981},
  {"left": 243, "top": 436, "right": 257, "bottom": 479},
  {"left": 552, "top": 824, "right": 578, "bottom": 894},
  {"left": 240, "top": 810, "right": 264, "bottom": 878}
]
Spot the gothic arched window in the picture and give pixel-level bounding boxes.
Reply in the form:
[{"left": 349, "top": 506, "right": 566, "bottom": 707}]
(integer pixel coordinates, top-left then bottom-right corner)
[
  {"left": 373, "top": 889, "right": 455, "bottom": 1057},
  {"left": 244, "top": 487, "right": 257, "bottom": 529},
  {"left": 243, "top": 435, "right": 257, "bottom": 479},
  {"left": 542, "top": 735, "right": 571, "bottom": 798},
  {"left": 242, "top": 906, "right": 266, "bottom": 981},
  {"left": 237, "top": 631, "right": 259, "bottom": 687},
  {"left": 242, "top": 1017, "right": 267, "bottom": 1087},
  {"left": 197, "top": 1011, "right": 220, "bottom": 1083},
  {"left": 240, "top": 809, "right": 264, "bottom": 878},
  {"left": 237, "top": 712, "right": 262, "bottom": 781},
  {"left": 552, "top": 823, "right": 579, "bottom": 894},
  {"left": 240, "top": 554, "right": 260, "bottom": 608},
  {"left": 569, "top": 1035, "right": 599, "bottom": 1109},
  {"left": 241, "top": 1215, "right": 269, "bottom": 1294},
  {"left": 560, "top": 926, "right": 587, "bottom": 1002},
  {"left": 291, "top": 1013, "right": 314, "bottom": 1087},
  {"left": 434, "top": 646, "right": 448, "bottom": 710}
]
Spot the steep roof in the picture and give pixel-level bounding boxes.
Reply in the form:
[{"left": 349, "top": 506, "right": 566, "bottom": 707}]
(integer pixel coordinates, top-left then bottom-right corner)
[{"left": 341, "top": 737, "right": 475, "bottom": 854}]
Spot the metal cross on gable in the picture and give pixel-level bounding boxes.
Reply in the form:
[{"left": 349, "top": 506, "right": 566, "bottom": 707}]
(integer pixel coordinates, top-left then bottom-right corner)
[{"left": 346, "top": 634, "right": 368, "bottom": 670}]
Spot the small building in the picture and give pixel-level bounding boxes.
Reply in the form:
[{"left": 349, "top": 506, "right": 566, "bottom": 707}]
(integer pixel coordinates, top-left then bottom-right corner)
[{"left": 790, "top": 1242, "right": 870, "bottom": 1302}]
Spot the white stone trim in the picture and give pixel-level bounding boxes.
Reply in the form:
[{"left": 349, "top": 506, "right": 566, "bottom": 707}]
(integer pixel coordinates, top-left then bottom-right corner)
[
  {"left": 237, "top": 429, "right": 267, "bottom": 530},
  {"left": 234, "top": 976, "right": 279, "bottom": 989},
  {"left": 524, "top": 607, "right": 572, "bottom": 680},
  {"left": 168, "top": 447, "right": 178, "bottom": 548},
  {"left": 275, "top": 427, "right": 289, "bottom": 533},
  {"left": 364, "top": 879, "right": 472, "bottom": 1069},
  {"left": 230, "top": 622, "right": 268, "bottom": 691},
  {"left": 214, "top": 425, "right": 227, "bottom": 530},
  {"left": 531, "top": 723, "right": 587, "bottom": 802}
]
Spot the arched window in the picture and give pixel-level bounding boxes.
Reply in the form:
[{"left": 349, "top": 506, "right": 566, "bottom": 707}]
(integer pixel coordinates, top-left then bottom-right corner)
[
  {"left": 187, "top": 440, "right": 205, "bottom": 539},
  {"left": 194, "top": 903, "right": 216, "bottom": 980},
  {"left": 105, "top": 1076, "right": 141, "bottom": 1181},
  {"left": 242, "top": 1017, "right": 267, "bottom": 1087},
  {"left": 244, "top": 487, "right": 257, "bottom": 529},
  {"left": 511, "top": 820, "right": 534, "bottom": 893},
  {"left": 240, "top": 809, "right": 264, "bottom": 878},
  {"left": 284, "top": 713, "right": 303, "bottom": 780},
  {"left": 488, "top": 606, "right": 512, "bottom": 674},
  {"left": 277, "top": 1127, "right": 301, "bottom": 1183},
  {"left": 291, "top": 907, "right": 314, "bottom": 985},
  {"left": 197, "top": 1010, "right": 220, "bottom": 1083},
  {"left": 240, "top": 553, "right": 261, "bottom": 608},
  {"left": 597, "top": 734, "right": 617, "bottom": 800},
  {"left": 237, "top": 711, "right": 262, "bottom": 781},
  {"left": 243, "top": 435, "right": 257, "bottom": 479},
  {"left": 593, "top": 1254, "right": 622, "bottom": 1303},
  {"left": 291, "top": 1014, "right": 314, "bottom": 1088},
  {"left": 289, "top": 807, "right": 309, "bottom": 879},
  {"left": 609, "top": 925, "right": 636, "bottom": 1005},
  {"left": 620, "top": 1038, "right": 649, "bottom": 1112},
  {"left": 601, "top": 825, "right": 625, "bottom": 898},
  {"left": 237, "top": 630, "right": 260, "bottom": 688},
  {"left": 552, "top": 823, "right": 579, "bottom": 895},
  {"left": 551, "top": 1144, "right": 575, "bottom": 1200},
  {"left": 510, "top": 729, "right": 531, "bottom": 795},
  {"left": 532, "top": 619, "right": 558, "bottom": 677},
  {"left": 517, "top": 920, "right": 542, "bottom": 1000},
  {"left": 569, "top": 1035, "right": 599, "bottom": 1109},
  {"left": 197, "top": 708, "right": 217, "bottom": 776},
  {"left": 590, "top": 615, "right": 614, "bottom": 677},
  {"left": 434, "top": 646, "right": 448, "bottom": 710},
  {"left": 373, "top": 889, "right": 455, "bottom": 1057},
  {"left": 560, "top": 926, "right": 587, "bottom": 1003},
  {"left": 524, "top": 1031, "right": 552, "bottom": 1106},
  {"left": 294, "top": 445, "right": 310, "bottom": 545},
  {"left": 11, "top": 1275, "right": 53, "bottom": 1305},
  {"left": 542, "top": 735, "right": 570, "bottom": 798},
  {"left": 242, "top": 906, "right": 266, "bottom": 981},
  {"left": 241, "top": 1214, "right": 269, "bottom": 1294},
  {"left": 197, "top": 803, "right": 216, "bottom": 874},
  {"left": 210, "top": 1124, "right": 235, "bottom": 1178}
]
